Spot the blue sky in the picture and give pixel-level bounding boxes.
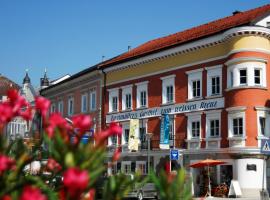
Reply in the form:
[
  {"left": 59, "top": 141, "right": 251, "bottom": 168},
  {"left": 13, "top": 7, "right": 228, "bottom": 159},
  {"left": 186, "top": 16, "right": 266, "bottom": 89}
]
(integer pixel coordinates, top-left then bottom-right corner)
[{"left": 0, "top": 0, "right": 269, "bottom": 87}]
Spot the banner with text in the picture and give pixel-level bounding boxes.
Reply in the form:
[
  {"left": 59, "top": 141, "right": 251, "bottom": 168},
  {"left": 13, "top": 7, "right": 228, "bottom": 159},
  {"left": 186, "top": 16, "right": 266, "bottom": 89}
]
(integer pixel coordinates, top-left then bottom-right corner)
[
  {"left": 106, "top": 97, "right": 224, "bottom": 123},
  {"left": 160, "top": 114, "right": 170, "bottom": 149},
  {"left": 128, "top": 119, "right": 139, "bottom": 151}
]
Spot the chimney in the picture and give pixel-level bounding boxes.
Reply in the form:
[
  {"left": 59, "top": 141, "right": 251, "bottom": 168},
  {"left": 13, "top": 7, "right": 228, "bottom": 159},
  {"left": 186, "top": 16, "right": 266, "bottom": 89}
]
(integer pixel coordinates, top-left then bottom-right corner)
[
  {"left": 128, "top": 46, "right": 131, "bottom": 52},
  {"left": 233, "top": 10, "right": 241, "bottom": 15}
]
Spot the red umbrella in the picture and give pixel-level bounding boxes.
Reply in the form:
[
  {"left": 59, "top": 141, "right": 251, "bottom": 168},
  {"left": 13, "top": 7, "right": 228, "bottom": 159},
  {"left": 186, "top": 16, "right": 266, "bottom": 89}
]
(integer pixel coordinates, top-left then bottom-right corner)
[
  {"left": 189, "top": 159, "right": 226, "bottom": 168},
  {"left": 189, "top": 159, "right": 226, "bottom": 197}
]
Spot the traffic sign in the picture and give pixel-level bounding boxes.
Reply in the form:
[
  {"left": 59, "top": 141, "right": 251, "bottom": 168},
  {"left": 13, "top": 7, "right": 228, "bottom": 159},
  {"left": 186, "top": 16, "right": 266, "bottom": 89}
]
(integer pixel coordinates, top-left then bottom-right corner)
[
  {"left": 261, "top": 139, "right": 270, "bottom": 155},
  {"left": 170, "top": 149, "right": 179, "bottom": 160}
]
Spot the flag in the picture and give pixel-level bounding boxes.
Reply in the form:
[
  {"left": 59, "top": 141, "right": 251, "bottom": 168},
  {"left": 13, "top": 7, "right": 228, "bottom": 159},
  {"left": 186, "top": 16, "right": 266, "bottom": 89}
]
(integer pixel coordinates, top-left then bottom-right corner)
[
  {"left": 160, "top": 114, "right": 170, "bottom": 149},
  {"left": 128, "top": 119, "right": 139, "bottom": 151}
]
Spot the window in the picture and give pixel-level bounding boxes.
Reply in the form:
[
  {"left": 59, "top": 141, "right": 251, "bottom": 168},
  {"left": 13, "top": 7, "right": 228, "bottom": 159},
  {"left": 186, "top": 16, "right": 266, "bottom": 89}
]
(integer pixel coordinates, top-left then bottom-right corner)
[
  {"left": 68, "top": 97, "right": 74, "bottom": 116},
  {"left": 122, "top": 85, "right": 132, "bottom": 110},
  {"left": 122, "top": 162, "right": 131, "bottom": 174},
  {"left": 227, "top": 60, "right": 266, "bottom": 89},
  {"left": 230, "top": 71, "right": 234, "bottom": 87},
  {"left": 187, "top": 69, "right": 202, "bottom": 100},
  {"left": 125, "top": 94, "right": 131, "bottom": 109},
  {"left": 140, "top": 91, "right": 146, "bottom": 107},
  {"left": 124, "top": 129, "right": 129, "bottom": 144},
  {"left": 227, "top": 107, "right": 246, "bottom": 145},
  {"left": 112, "top": 97, "right": 118, "bottom": 112},
  {"left": 168, "top": 115, "right": 175, "bottom": 147},
  {"left": 89, "top": 91, "right": 96, "bottom": 111},
  {"left": 58, "top": 101, "right": 63, "bottom": 114},
  {"left": 136, "top": 81, "right": 148, "bottom": 109},
  {"left": 50, "top": 103, "right": 56, "bottom": 114},
  {"left": 161, "top": 75, "right": 175, "bottom": 104},
  {"left": 211, "top": 77, "right": 220, "bottom": 95},
  {"left": 108, "top": 88, "right": 119, "bottom": 112},
  {"left": 191, "top": 121, "right": 200, "bottom": 138},
  {"left": 110, "top": 135, "right": 117, "bottom": 145},
  {"left": 139, "top": 127, "right": 146, "bottom": 143},
  {"left": 192, "top": 80, "right": 201, "bottom": 98},
  {"left": 233, "top": 118, "right": 243, "bottom": 136},
  {"left": 206, "top": 65, "right": 222, "bottom": 97},
  {"left": 166, "top": 85, "right": 174, "bottom": 103},
  {"left": 254, "top": 69, "right": 261, "bottom": 85},
  {"left": 210, "top": 119, "right": 219, "bottom": 137},
  {"left": 81, "top": 94, "right": 87, "bottom": 113},
  {"left": 239, "top": 69, "right": 247, "bottom": 84},
  {"left": 136, "top": 162, "right": 146, "bottom": 175},
  {"left": 259, "top": 117, "right": 266, "bottom": 136}
]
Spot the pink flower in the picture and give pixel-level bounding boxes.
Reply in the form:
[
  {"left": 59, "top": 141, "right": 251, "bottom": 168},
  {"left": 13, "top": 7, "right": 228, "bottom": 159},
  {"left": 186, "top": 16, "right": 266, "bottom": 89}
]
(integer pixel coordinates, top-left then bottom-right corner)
[
  {"left": 0, "top": 102, "right": 13, "bottom": 125},
  {"left": 12, "top": 96, "right": 28, "bottom": 114},
  {"left": 112, "top": 148, "right": 121, "bottom": 162},
  {"left": 108, "top": 122, "right": 122, "bottom": 136},
  {"left": 85, "top": 189, "right": 96, "bottom": 200},
  {"left": 46, "top": 158, "right": 62, "bottom": 172},
  {"left": 35, "top": 96, "right": 50, "bottom": 119},
  {"left": 0, "top": 155, "right": 15, "bottom": 174},
  {"left": 72, "top": 114, "right": 92, "bottom": 134},
  {"left": 19, "top": 105, "right": 33, "bottom": 121},
  {"left": 45, "top": 113, "right": 71, "bottom": 138},
  {"left": 0, "top": 195, "right": 12, "bottom": 200},
  {"left": 20, "top": 186, "right": 47, "bottom": 200},
  {"left": 7, "top": 89, "right": 19, "bottom": 104},
  {"left": 63, "top": 167, "right": 89, "bottom": 198}
]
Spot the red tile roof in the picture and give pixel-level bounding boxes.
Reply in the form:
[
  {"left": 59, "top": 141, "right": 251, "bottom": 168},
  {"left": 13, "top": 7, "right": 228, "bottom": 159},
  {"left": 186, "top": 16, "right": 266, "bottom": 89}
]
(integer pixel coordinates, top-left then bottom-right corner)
[
  {"left": 99, "top": 4, "right": 270, "bottom": 68},
  {"left": 0, "top": 75, "right": 20, "bottom": 96}
]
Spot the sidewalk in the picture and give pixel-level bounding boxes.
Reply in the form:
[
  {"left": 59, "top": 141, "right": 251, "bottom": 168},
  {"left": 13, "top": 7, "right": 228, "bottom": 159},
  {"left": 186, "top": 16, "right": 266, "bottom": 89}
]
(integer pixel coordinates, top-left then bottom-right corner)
[{"left": 195, "top": 198, "right": 260, "bottom": 200}]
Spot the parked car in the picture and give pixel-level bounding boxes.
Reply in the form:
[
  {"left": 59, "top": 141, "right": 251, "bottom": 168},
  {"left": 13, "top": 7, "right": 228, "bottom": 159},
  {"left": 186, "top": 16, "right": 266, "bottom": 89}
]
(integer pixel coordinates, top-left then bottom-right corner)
[{"left": 124, "top": 174, "right": 159, "bottom": 200}]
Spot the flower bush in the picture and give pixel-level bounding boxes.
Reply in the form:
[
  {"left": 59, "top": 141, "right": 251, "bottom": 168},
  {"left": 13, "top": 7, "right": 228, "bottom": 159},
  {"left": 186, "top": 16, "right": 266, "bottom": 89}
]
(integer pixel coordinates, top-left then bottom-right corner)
[{"left": 0, "top": 90, "right": 192, "bottom": 200}]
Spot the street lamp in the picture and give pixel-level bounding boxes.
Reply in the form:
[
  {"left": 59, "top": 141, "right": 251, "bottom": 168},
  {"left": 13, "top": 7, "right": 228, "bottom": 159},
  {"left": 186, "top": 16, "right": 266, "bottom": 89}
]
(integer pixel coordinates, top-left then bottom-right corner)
[{"left": 146, "top": 132, "right": 153, "bottom": 174}]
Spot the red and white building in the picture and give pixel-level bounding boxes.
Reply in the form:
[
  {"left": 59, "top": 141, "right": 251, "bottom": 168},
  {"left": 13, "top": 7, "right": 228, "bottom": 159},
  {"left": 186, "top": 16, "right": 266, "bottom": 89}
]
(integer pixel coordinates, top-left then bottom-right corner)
[{"left": 99, "top": 5, "right": 270, "bottom": 197}]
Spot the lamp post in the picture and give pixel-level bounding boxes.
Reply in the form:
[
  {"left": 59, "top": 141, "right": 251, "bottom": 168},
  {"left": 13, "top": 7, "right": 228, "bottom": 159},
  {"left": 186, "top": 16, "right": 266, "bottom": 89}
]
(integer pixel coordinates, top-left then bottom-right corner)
[{"left": 146, "top": 132, "right": 153, "bottom": 174}]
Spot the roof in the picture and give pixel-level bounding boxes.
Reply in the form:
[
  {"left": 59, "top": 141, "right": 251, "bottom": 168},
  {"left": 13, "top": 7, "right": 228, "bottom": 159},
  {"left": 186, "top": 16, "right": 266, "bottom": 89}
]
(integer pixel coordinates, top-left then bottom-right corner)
[
  {"left": 40, "top": 64, "right": 99, "bottom": 94},
  {"left": 0, "top": 75, "right": 20, "bottom": 96},
  {"left": 99, "top": 4, "right": 270, "bottom": 68}
]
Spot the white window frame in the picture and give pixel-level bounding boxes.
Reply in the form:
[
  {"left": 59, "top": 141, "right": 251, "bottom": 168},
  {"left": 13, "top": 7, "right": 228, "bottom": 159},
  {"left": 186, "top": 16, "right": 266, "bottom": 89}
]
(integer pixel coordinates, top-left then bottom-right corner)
[
  {"left": 136, "top": 81, "right": 148, "bottom": 109},
  {"left": 89, "top": 90, "right": 97, "bottom": 111},
  {"left": 50, "top": 103, "right": 56, "bottom": 114},
  {"left": 187, "top": 113, "right": 202, "bottom": 140},
  {"left": 139, "top": 119, "right": 148, "bottom": 144},
  {"left": 227, "top": 106, "right": 246, "bottom": 147},
  {"left": 136, "top": 161, "right": 147, "bottom": 175},
  {"left": 206, "top": 110, "right": 221, "bottom": 138},
  {"left": 161, "top": 75, "right": 175, "bottom": 105},
  {"left": 186, "top": 69, "right": 203, "bottom": 100},
  {"left": 108, "top": 135, "right": 118, "bottom": 146},
  {"left": 121, "top": 85, "right": 133, "bottom": 111},
  {"left": 58, "top": 100, "right": 64, "bottom": 115},
  {"left": 108, "top": 88, "right": 119, "bottom": 113},
  {"left": 81, "top": 94, "right": 88, "bottom": 113},
  {"left": 121, "top": 122, "right": 130, "bottom": 145},
  {"left": 122, "top": 161, "right": 131, "bottom": 174},
  {"left": 206, "top": 65, "right": 222, "bottom": 97},
  {"left": 226, "top": 59, "right": 267, "bottom": 89},
  {"left": 68, "top": 97, "right": 74, "bottom": 116},
  {"left": 255, "top": 107, "right": 270, "bottom": 147},
  {"left": 254, "top": 68, "right": 262, "bottom": 85}
]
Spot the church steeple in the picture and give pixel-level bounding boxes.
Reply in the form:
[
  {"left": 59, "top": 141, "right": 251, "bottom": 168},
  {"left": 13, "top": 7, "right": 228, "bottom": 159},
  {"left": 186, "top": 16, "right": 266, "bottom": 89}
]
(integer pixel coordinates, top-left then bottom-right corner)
[
  {"left": 23, "top": 69, "right": 31, "bottom": 84},
  {"left": 40, "top": 68, "right": 49, "bottom": 89}
]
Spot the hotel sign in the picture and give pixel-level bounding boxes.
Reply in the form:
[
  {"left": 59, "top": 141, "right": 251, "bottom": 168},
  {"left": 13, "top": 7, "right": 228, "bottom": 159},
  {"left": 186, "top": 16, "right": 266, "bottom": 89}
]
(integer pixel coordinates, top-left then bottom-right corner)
[{"left": 106, "top": 97, "right": 224, "bottom": 123}]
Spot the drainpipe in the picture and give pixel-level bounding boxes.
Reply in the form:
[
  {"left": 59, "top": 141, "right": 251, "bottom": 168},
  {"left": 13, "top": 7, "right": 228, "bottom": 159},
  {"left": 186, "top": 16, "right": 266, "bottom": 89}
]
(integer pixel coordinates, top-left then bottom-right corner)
[{"left": 101, "top": 68, "right": 107, "bottom": 129}]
